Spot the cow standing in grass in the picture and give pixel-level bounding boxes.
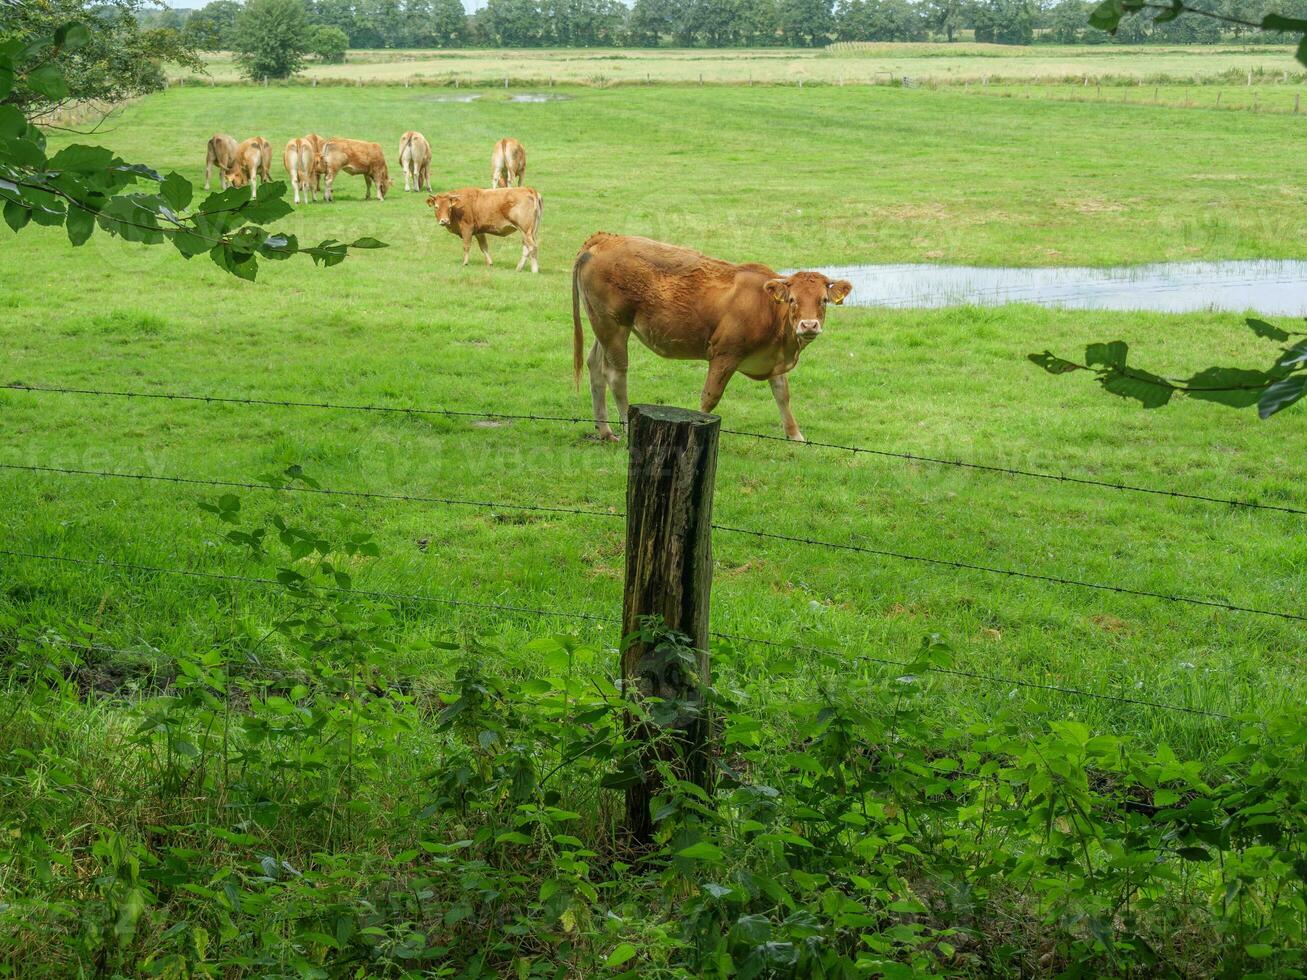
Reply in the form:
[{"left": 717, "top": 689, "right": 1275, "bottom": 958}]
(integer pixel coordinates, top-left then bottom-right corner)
[
  {"left": 283, "top": 137, "right": 315, "bottom": 204},
  {"left": 491, "top": 138, "right": 526, "bottom": 188},
  {"left": 304, "top": 132, "right": 327, "bottom": 196},
  {"left": 321, "top": 138, "right": 393, "bottom": 202},
  {"left": 399, "top": 131, "right": 432, "bottom": 193},
  {"left": 223, "top": 137, "right": 266, "bottom": 198},
  {"left": 571, "top": 233, "right": 851, "bottom": 442},
  {"left": 427, "top": 187, "right": 542, "bottom": 272},
  {"left": 204, "top": 133, "right": 237, "bottom": 190}
]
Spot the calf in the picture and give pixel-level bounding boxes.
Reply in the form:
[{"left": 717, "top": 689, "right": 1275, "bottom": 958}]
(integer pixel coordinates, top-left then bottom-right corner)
[
  {"left": 321, "top": 138, "right": 392, "bottom": 202},
  {"left": 427, "top": 186, "right": 541, "bottom": 273},
  {"left": 223, "top": 137, "right": 265, "bottom": 197},
  {"left": 398, "top": 131, "right": 431, "bottom": 193},
  {"left": 204, "top": 133, "right": 237, "bottom": 190},
  {"left": 490, "top": 138, "right": 526, "bottom": 188},
  {"left": 283, "top": 137, "right": 315, "bottom": 204},
  {"left": 571, "top": 233, "right": 852, "bottom": 442}
]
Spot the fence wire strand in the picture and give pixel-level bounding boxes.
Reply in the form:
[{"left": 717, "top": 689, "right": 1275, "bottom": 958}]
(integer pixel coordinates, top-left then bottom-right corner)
[
  {"left": 712, "top": 523, "right": 1307, "bottom": 623},
  {"left": 0, "top": 462, "right": 622, "bottom": 520},
  {"left": 0, "top": 551, "right": 1241, "bottom": 719}
]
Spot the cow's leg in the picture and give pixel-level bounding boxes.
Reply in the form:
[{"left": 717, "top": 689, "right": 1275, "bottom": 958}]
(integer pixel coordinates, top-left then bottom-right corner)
[
  {"left": 587, "top": 340, "right": 619, "bottom": 442},
  {"left": 204, "top": 155, "right": 212, "bottom": 191},
  {"left": 700, "top": 357, "right": 739, "bottom": 414},
  {"left": 403, "top": 159, "right": 411, "bottom": 193},
  {"left": 769, "top": 374, "right": 804, "bottom": 442},
  {"left": 460, "top": 232, "right": 472, "bottom": 266},
  {"left": 250, "top": 171, "right": 258, "bottom": 200},
  {"left": 476, "top": 233, "right": 492, "bottom": 267},
  {"left": 603, "top": 334, "right": 630, "bottom": 429},
  {"left": 364, "top": 175, "right": 373, "bottom": 201}
]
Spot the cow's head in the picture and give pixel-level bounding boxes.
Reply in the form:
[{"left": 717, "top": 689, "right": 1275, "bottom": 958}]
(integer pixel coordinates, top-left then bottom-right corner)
[
  {"left": 764, "top": 272, "right": 853, "bottom": 340},
  {"left": 377, "top": 170, "right": 393, "bottom": 199},
  {"left": 427, "top": 192, "right": 461, "bottom": 227},
  {"left": 225, "top": 166, "right": 249, "bottom": 188},
  {"left": 493, "top": 173, "right": 508, "bottom": 188}
]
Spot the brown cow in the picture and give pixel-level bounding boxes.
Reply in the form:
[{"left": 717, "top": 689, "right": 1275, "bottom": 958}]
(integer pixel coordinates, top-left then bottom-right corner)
[
  {"left": 321, "top": 138, "right": 392, "bottom": 202},
  {"left": 204, "top": 133, "right": 237, "bottom": 190},
  {"left": 427, "top": 186, "right": 541, "bottom": 273},
  {"left": 283, "top": 137, "right": 315, "bottom": 204},
  {"left": 255, "top": 136, "right": 272, "bottom": 183},
  {"left": 571, "top": 233, "right": 852, "bottom": 442},
  {"left": 304, "top": 132, "right": 327, "bottom": 196},
  {"left": 398, "top": 131, "right": 431, "bottom": 193},
  {"left": 491, "top": 138, "right": 526, "bottom": 188},
  {"left": 223, "top": 137, "right": 266, "bottom": 197}
]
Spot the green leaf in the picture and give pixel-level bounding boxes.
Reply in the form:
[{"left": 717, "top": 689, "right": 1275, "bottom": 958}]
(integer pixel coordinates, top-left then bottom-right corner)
[
  {"left": 1276, "top": 340, "right": 1307, "bottom": 369},
  {"left": 1028, "top": 351, "right": 1080, "bottom": 375},
  {"left": 674, "top": 841, "right": 723, "bottom": 861},
  {"left": 1085, "top": 340, "right": 1128, "bottom": 370},
  {"left": 3, "top": 198, "right": 30, "bottom": 232},
  {"left": 65, "top": 204, "right": 94, "bottom": 245},
  {"left": 1176, "top": 846, "right": 1211, "bottom": 862},
  {"left": 1088, "top": 0, "right": 1124, "bottom": 32},
  {"left": 1184, "top": 368, "right": 1269, "bottom": 409},
  {"left": 1247, "top": 318, "right": 1289, "bottom": 342},
  {"left": 1258, "top": 375, "right": 1307, "bottom": 419},
  {"left": 25, "top": 64, "right": 70, "bottom": 101},
  {"left": 606, "top": 943, "right": 638, "bottom": 967},
  {"left": 48, "top": 144, "right": 115, "bottom": 174},
  {"left": 1245, "top": 944, "right": 1275, "bottom": 960},
  {"left": 0, "top": 104, "right": 22, "bottom": 139},
  {"left": 350, "top": 236, "right": 387, "bottom": 249},
  {"left": 1262, "top": 13, "right": 1307, "bottom": 32},
  {"left": 159, "top": 172, "right": 192, "bottom": 212},
  {"left": 54, "top": 22, "right": 91, "bottom": 51},
  {"left": 1100, "top": 369, "right": 1172, "bottom": 409}
]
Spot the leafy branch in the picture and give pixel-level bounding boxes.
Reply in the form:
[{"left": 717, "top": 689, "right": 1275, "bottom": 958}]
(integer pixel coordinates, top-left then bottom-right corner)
[
  {"left": 1030, "top": 319, "right": 1307, "bottom": 418},
  {"left": 1090, "top": 1, "right": 1307, "bottom": 65},
  {"left": 0, "top": 22, "right": 384, "bottom": 280}
]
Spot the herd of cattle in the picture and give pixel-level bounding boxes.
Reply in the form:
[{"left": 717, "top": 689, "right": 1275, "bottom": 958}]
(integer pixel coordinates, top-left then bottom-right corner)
[{"left": 201, "top": 130, "right": 852, "bottom": 441}]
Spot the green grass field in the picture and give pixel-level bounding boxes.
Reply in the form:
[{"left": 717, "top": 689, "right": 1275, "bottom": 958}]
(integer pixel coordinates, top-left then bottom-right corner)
[
  {"left": 174, "top": 42, "right": 1307, "bottom": 86},
  {"left": 4, "top": 79, "right": 1307, "bottom": 977},
  {"left": 3, "top": 83, "right": 1305, "bottom": 742}
]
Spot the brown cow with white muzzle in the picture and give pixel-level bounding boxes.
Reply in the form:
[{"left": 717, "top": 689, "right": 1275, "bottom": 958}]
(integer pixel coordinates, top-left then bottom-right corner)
[
  {"left": 427, "top": 186, "right": 542, "bottom": 272},
  {"left": 571, "top": 232, "right": 851, "bottom": 442}
]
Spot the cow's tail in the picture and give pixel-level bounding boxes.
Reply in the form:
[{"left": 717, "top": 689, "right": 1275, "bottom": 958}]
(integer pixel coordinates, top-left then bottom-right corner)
[{"left": 572, "top": 249, "right": 588, "bottom": 392}]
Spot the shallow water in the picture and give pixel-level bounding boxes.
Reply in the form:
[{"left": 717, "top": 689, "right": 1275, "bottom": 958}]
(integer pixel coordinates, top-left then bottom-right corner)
[
  {"left": 508, "top": 93, "right": 571, "bottom": 103},
  {"left": 425, "top": 93, "right": 481, "bottom": 102},
  {"left": 817, "top": 260, "right": 1307, "bottom": 315}
]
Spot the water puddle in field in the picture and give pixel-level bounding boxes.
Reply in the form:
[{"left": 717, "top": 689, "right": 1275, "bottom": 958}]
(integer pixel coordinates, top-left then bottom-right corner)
[
  {"left": 426, "top": 93, "right": 481, "bottom": 102},
  {"left": 508, "top": 93, "right": 571, "bottom": 103},
  {"left": 819, "top": 260, "right": 1307, "bottom": 315}
]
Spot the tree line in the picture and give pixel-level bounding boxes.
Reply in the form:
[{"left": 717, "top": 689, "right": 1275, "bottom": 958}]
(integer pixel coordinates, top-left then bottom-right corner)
[{"left": 143, "top": 0, "right": 1307, "bottom": 53}]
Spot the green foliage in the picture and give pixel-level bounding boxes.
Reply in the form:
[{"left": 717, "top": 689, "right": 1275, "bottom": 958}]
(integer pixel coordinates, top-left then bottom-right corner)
[
  {"left": 1030, "top": 318, "right": 1307, "bottom": 418},
  {"left": 184, "top": 0, "right": 243, "bottom": 51},
  {"left": 234, "top": 0, "right": 311, "bottom": 81},
  {"left": 0, "top": 21, "right": 383, "bottom": 279},
  {"left": 1, "top": 499, "right": 1303, "bottom": 974},
  {"left": 308, "top": 23, "right": 349, "bottom": 63},
  {"left": 0, "top": 0, "right": 201, "bottom": 115}
]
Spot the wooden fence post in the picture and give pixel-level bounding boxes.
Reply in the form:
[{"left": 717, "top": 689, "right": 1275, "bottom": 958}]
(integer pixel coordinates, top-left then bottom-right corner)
[{"left": 621, "top": 404, "right": 720, "bottom": 846}]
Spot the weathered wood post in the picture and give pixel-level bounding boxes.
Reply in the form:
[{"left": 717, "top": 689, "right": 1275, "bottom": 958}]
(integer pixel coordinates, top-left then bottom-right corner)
[{"left": 621, "top": 404, "right": 720, "bottom": 846}]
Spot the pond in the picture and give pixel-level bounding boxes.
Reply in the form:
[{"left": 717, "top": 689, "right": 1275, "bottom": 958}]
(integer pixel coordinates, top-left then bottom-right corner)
[
  {"left": 508, "top": 93, "right": 572, "bottom": 103},
  {"left": 817, "top": 260, "right": 1307, "bottom": 316}
]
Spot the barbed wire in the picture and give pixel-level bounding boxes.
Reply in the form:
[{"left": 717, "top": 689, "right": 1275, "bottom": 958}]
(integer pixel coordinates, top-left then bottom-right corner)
[
  {"left": 710, "top": 630, "right": 1234, "bottom": 720},
  {"left": 0, "top": 462, "right": 622, "bottom": 521},
  {"left": 717, "top": 428, "right": 1307, "bottom": 518},
  {"left": 5, "top": 380, "right": 1300, "bottom": 518},
  {"left": 0, "top": 381, "right": 617, "bottom": 428},
  {"left": 711, "top": 523, "right": 1307, "bottom": 623}
]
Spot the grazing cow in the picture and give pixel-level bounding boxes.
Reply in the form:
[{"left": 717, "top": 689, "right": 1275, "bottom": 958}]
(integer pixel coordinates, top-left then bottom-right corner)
[
  {"left": 571, "top": 233, "right": 852, "bottom": 442},
  {"left": 426, "top": 186, "right": 541, "bottom": 273},
  {"left": 302, "top": 133, "right": 327, "bottom": 197},
  {"left": 320, "top": 138, "right": 392, "bottom": 202},
  {"left": 398, "top": 131, "right": 431, "bottom": 193},
  {"left": 204, "top": 133, "right": 237, "bottom": 190},
  {"left": 490, "top": 138, "right": 526, "bottom": 188},
  {"left": 223, "top": 137, "right": 265, "bottom": 197},
  {"left": 283, "top": 137, "right": 315, "bottom": 204},
  {"left": 255, "top": 136, "right": 272, "bottom": 183}
]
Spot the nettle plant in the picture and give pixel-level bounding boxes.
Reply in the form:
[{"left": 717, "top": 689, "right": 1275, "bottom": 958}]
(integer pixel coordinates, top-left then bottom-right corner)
[{"left": 0, "top": 21, "right": 383, "bottom": 279}]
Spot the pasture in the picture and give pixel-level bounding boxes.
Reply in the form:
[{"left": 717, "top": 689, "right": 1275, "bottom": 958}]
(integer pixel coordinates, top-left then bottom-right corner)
[
  {"left": 172, "top": 42, "right": 1307, "bottom": 86},
  {"left": 1, "top": 82, "right": 1305, "bottom": 974}
]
